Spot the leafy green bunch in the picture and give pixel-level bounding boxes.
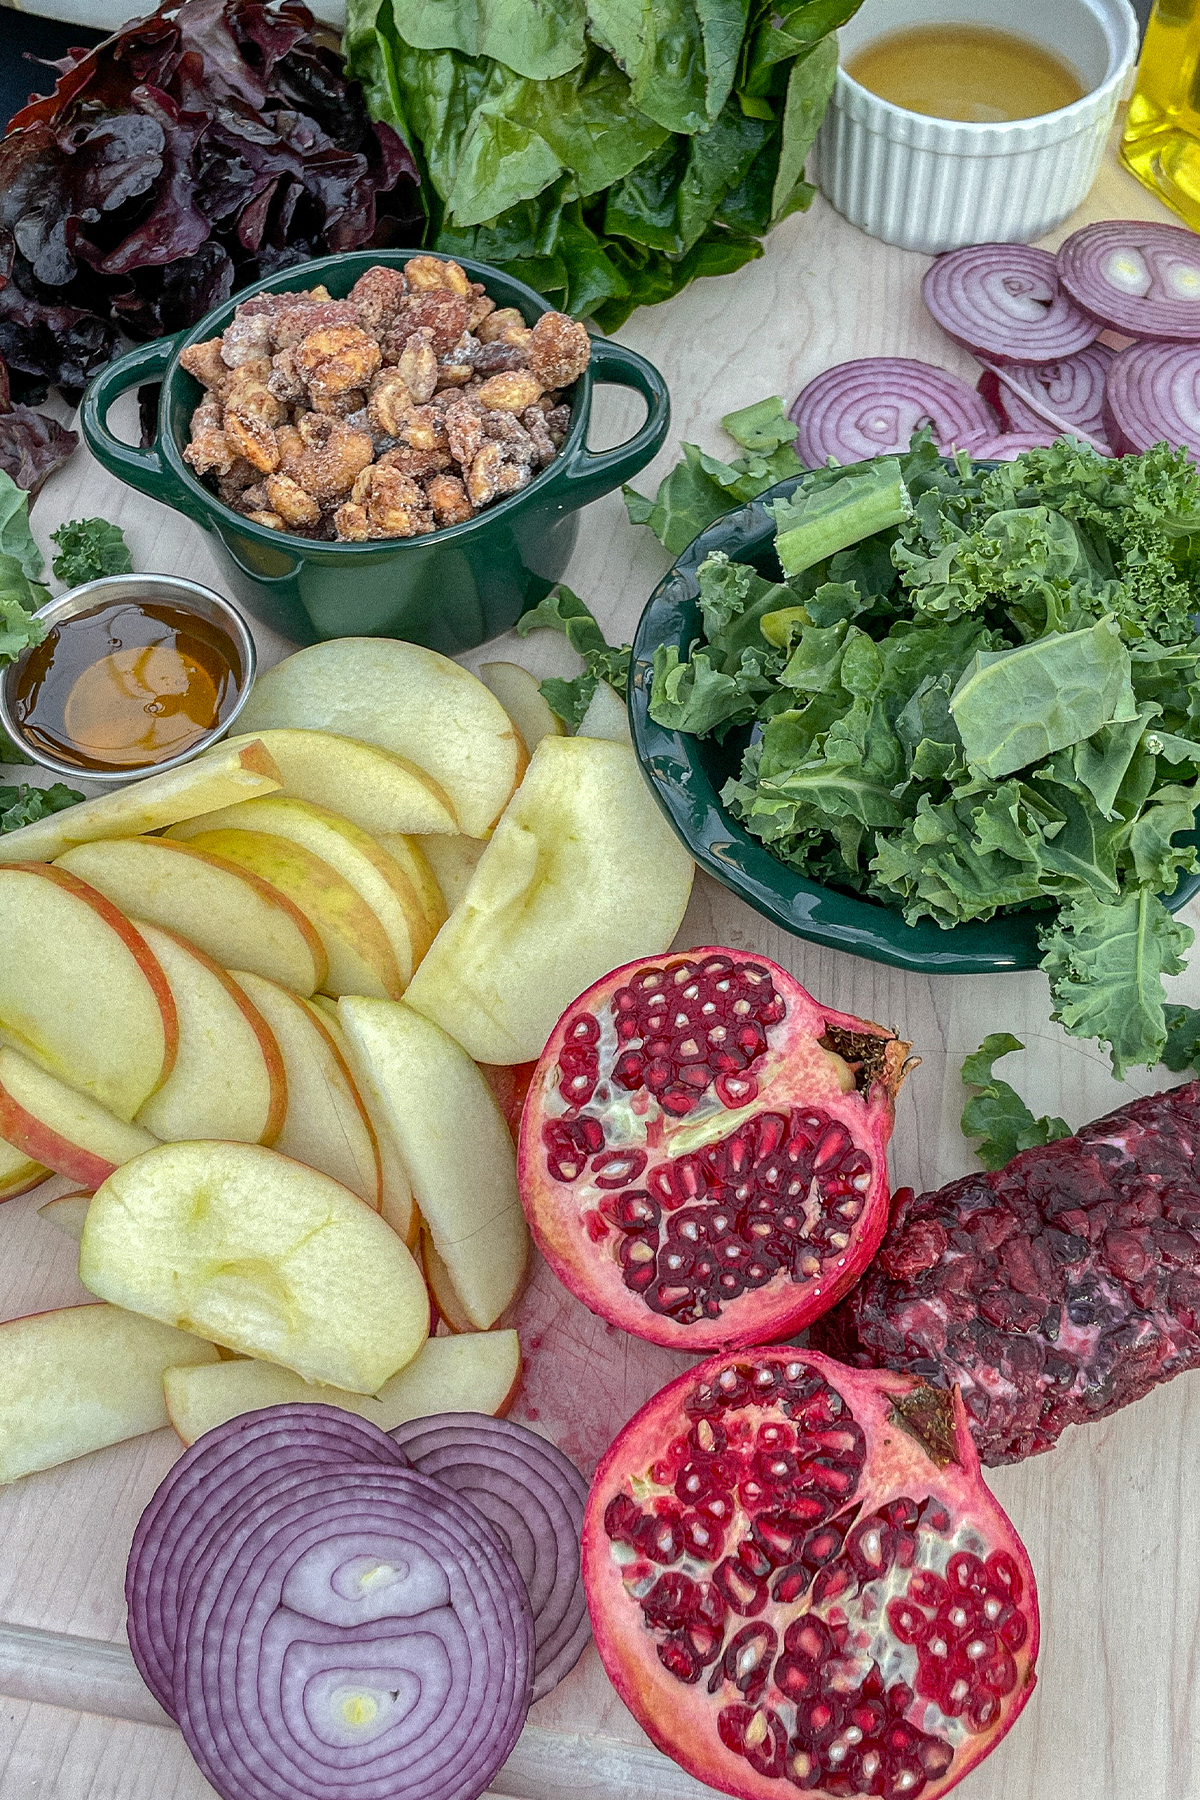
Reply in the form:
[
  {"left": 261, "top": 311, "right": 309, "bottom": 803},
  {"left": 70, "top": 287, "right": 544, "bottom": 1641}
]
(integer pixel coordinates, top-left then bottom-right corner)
[
  {"left": 647, "top": 431, "right": 1200, "bottom": 1076},
  {"left": 345, "top": 0, "right": 860, "bottom": 330}
]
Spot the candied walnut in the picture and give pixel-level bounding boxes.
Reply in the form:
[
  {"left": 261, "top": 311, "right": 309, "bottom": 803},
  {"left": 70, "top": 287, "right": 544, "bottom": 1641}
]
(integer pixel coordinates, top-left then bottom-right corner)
[
  {"left": 266, "top": 472, "right": 321, "bottom": 529},
  {"left": 466, "top": 440, "right": 505, "bottom": 507},
  {"left": 527, "top": 311, "right": 591, "bottom": 388},
  {"left": 379, "top": 443, "right": 452, "bottom": 479},
  {"left": 477, "top": 307, "right": 527, "bottom": 345},
  {"left": 224, "top": 359, "right": 286, "bottom": 429},
  {"left": 222, "top": 410, "right": 280, "bottom": 474},
  {"left": 520, "top": 405, "right": 558, "bottom": 467},
  {"left": 405, "top": 255, "right": 470, "bottom": 296},
  {"left": 293, "top": 415, "right": 373, "bottom": 501},
  {"left": 466, "top": 291, "right": 496, "bottom": 333},
  {"left": 296, "top": 325, "right": 381, "bottom": 397},
  {"left": 474, "top": 339, "right": 529, "bottom": 376},
  {"left": 309, "top": 380, "right": 367, "bottom": 417},
  {"left": 216, "top": 458, "right": 261, "bottom": 503},
  {"left": 436, "top": 334, "right": 479, "bottom": 391},
  {"left": 273, "top": 300, "right": 362, "bottom": 351},
  {"left": 184, "top": 395, "right": 236, "bottom": 477},
  {"left": 349, "top": 265, "right": 409, "bottom": 333},
  {"left": 544, "top": 403, "right": 571, "bottom": 446},
  {"left": 245, "top": 510, "right": 285, "bottom": 530},
  {"left": 444, "top": 396, "right": 486, "bottom": 467},
  {"left": 426, "top": 472, "right": 474, "bottom": 527},
  {"left": 181, "top": 338, "right": 231, "bottom": 396},
  {"left": 333, "top": 501, "right": 371, "bottom": 540},
  {"left": 275, "top": 423, "right": 304, "bottom": 478},
  {"left": 477, "top": 369, "right": 544, "bottom": 413},
  {"left": 385, "top": 291, "right": 473, "bottom": 360},
  {"left": 396, "top": 404, "right": 447, "bottom": 452},
  {"left": 221, "top": 311, "right": 275, "bottom": 367},
  {"left": 494, "top": 459, "right": 533, "bottom": 498},
  {"left": 235, "top": 481, "right": 270, "bottom": 513},
  {"left": 335, "top": 465, "right": 434, "bottom": 540},
  {"left": 267, "top": 348, "right": 306, "bottom": 406},
  {"left": 309, "top": 285, "right": 332, "bottom": 301},
  {"left": 398, "top": 328, "right": 438, "bottom": 404},
  {"left": 368, "top": 368, "right": 414, "bottom": 439},
  {"left": 482, "top": 409, "right": 537, "bottom": 465}
]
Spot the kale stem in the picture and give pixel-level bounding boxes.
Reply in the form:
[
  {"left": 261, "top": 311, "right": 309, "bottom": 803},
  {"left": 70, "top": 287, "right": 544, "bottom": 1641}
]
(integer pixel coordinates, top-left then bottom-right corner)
[{"left": 772, "top": 459, "right": 911, "bottom": 577}]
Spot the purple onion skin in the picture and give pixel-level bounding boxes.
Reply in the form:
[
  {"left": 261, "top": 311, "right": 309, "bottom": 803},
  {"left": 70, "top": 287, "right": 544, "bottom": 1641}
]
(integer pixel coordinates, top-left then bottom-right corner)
[
  {"left": 789, "top": 357, "right": 998, "bottom": 467},
  {"left": 1058, "top": 221, "right": 1200, "bottom": 341},
  {"left": 923, "top": 244, "right": 1099, "bottom": 364},
  {"left": 977, "top": 344, "right": 1114, "bottom": 448},
  {"left": 1103, "top": 340, "right": 1200, "bottom": 456},
  {"left": 390, "top": 1413, "right": 590, "bottom": 1701}
]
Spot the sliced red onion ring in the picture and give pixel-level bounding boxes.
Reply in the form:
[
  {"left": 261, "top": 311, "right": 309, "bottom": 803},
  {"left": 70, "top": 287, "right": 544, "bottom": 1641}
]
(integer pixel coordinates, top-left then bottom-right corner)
[
  {"left": 960, "top": 430, "right": 1063, "bottom": 461},
  {"left": 977, "top": 344, "right": 1114, "bottom": 451},
  {"left": 1058, "top": 220, "right": 1200, "bottom": 341},
  {"left": 390, "top": 1413, "right": 589, "bottom": 1700},
  {"left": 127, "top": 1404, "right": 409, "bottom": 1715},
  {"left": 173, "top": 1468, "right": 533, "bottom": 1800},
  {"left": 922, "top": 243, "right": 1100, "bottom": 363},
  {"left": 789, "top": 357, "right": 998, "bottom": 467},
  {"left": 1103, "top": 340, "right": 1200, "bottom": 455}
]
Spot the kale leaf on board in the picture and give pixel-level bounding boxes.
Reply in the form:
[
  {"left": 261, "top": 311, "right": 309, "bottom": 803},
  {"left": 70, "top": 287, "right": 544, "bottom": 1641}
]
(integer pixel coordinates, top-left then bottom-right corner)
[
  {"left": 0, "top": 783, "right": 83, "bottom": 834},
  {"left": 960, "top": 1034, "right": 1070, "bottom": 1170},
  {"left": 515, "top": 584, "right": 632, "bottom": 728},
  {"left": 647, "top": 433, "right": 1200, "bottom": 1075}
]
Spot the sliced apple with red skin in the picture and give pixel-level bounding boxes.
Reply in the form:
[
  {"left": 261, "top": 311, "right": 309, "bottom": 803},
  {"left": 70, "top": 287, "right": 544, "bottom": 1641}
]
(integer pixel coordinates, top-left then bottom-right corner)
[
  {"left": 420, "top": 1228, "right": 477, "bottom": 1334},
  {"left": 169, "top": 798, "right": 427, "bottom": 988},
  {"left": 337, "top": 998, "right": 528, "bottom": 1329},
  {"left": 80, "top": 1141, "right": 428, "bottom": 1391},
  {"left": 0, "top": 1137, "right": 47, "bottom": 1202},
  {"left": 221, "top": 730, "right": 458, "bottom": 836},
  {"left": 235, "top": 638, "right": 526, "bottom": 838},
  {"left": 227, "top": 971, "right": 382, "bottom": 1212},
  {"left": 36, "top": 1191, "right": 91, "bottom": 1238},
  {"left": 0, "top": 738, "right": 283, "bottom": 865},
  {"left": 305, "top": 996, "right": 416, "bottom": 1244},
  {"left": 479, "top": 661, "right": 565, "bottom": 756},
  {"left": 175, "top": 827, "right": 401, "bottom": 1000},
  {"left": 162, "top": 1328, "right": 521, "bottom": 1446},
  {"left": 0, "top": 1302, "right": 220, "bottom": 1484},
  {"left": 0, "top": 1047, "right": 158, "bottom": 1188},
  {"left": 0, "top": 864, "right": 177, "bottom": 1120},
  {"left": 132, "top": 925, "right": 287, "bottom": 1145},
  {"left": 416, "top": 834, "right": 485, "bottom": 913},
  {"left": 54, "top": 838, "right": 325, "bottom": 996}
]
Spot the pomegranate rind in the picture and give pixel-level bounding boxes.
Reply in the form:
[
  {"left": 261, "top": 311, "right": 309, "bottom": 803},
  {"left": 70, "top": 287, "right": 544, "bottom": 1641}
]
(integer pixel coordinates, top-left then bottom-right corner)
[
  {"left": 582, "top": 1348, "right": 1039, "bottom": 1800},
  {"left": 518, "top": 949, "right": 913, "bottom": 1350}
]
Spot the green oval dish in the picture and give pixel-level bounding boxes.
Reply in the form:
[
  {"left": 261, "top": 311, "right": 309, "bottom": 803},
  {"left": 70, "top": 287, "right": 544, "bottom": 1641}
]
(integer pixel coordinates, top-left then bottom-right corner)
[
  {"left": 81, "top": 250, "right": 669, "bottom": 656},
  {"left": 628, "top": 477, "right": 1200, "bottom": 976}
]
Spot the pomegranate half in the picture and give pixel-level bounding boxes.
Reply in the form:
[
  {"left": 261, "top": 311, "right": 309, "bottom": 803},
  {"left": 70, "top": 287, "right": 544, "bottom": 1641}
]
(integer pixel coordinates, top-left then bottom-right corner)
[
  {"left": 517, "top": 949, "right": 914, "bottom": 1349},
  {"left": 582, "top": 1348, "right": 1039, "bottom": 1800}
]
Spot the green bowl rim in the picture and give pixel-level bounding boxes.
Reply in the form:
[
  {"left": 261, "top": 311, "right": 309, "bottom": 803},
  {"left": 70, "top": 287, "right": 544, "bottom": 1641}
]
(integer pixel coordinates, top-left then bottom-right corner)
[
  {"left": 158, "top": 247, "right": 598, "bottom": 557},
  {"left": 627, "top": 473, "right": 1200, "bottom": 976}
]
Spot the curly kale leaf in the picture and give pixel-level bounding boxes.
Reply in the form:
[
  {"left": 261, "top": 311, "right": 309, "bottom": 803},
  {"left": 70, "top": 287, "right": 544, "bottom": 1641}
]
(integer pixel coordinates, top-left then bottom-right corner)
[
  {"left": 960, "top": 1033, "right": 1070, "bottom": 1170},
  {"left": 50, "top": 518, "right": 133, "bottom": 588},
  {"left": 0, "top": 782, "right": 83, "bottom": 834},
  {"left": 516, "top": 583, "right": 630, "bottom": 728}
]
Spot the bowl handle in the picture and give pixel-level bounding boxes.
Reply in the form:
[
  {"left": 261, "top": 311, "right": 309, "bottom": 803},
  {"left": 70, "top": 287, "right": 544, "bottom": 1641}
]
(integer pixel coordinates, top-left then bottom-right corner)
[
  {"left": 557, "top": 338, "right": 671, "bottom": 506},
  {"left": 80, "top": 334, "right": 209, "bottom": 526}
]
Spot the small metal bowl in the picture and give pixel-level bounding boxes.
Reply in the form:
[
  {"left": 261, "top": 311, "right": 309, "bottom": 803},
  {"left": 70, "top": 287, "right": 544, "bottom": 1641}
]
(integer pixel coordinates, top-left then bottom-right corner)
[{"left": 0, "top": 573, "right": 257, "bottom": 787}]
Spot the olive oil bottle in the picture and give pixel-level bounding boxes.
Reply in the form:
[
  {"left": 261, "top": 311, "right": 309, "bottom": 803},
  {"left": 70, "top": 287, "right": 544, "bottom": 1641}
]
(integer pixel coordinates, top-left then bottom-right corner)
[{"left": 1120, "top": 0, "right": 1200, "bottom": 228}]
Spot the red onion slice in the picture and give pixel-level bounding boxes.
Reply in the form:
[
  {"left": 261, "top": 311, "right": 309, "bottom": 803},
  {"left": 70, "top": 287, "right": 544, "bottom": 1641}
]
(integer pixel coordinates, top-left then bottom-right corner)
[
  {"left": 173, "top": 1469, "right": 534, "bottom": 1800},
  {"left": 390, "top": 1413, "right": 590, "bottom": 1700},
  {"left": 922, "top": 244, "right": 1100, "bottom": 363},
  {"left": 1058, "top": 220, "right": 1200, "bottom": 341},
  {"left": 1103, "top": 340, "right": 1200, "bottom": 455},
  {"left": 977, "top": 344, "right": 1114, "bottom": 450},
  {"left": 126, "top": 1404, "right": 409, "bottom": 1715},
  {"left": 789, "top": 357, "right": 998, "bottom": 467},
  {"left": 960, "top": 429, "right": 1064, "bottom": 461}
]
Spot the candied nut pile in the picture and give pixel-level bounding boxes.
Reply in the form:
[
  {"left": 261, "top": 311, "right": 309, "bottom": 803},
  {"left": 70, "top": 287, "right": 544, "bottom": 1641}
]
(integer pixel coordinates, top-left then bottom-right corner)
[{"left": 181, "top": 259, "right": 590, "bottom": 541}]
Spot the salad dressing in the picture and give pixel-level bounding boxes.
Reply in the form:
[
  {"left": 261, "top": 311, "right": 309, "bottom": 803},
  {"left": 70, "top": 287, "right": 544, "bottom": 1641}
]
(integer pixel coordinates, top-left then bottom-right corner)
[
  {"left": 12, "top": 599, "right": 240, "bottom": 771},
  {"left": 846, "top": 25, "right": 1086, "bottom": 123}
]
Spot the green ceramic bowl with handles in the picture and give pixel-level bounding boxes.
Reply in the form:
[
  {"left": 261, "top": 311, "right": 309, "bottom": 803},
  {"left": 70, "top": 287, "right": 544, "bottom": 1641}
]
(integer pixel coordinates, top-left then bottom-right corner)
[
  {"left": 628, "top": 474, "right": 1200, "bottom": 976},
  {"left": 81, "top": 249, "right": 669, "bottom": 655}
]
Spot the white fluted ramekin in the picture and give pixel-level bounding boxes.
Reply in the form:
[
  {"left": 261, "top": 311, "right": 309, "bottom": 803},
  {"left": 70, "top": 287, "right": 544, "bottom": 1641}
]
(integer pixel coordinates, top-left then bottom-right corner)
[{"left": 813, "top": 0, "right": 1139, "bottom": 253}]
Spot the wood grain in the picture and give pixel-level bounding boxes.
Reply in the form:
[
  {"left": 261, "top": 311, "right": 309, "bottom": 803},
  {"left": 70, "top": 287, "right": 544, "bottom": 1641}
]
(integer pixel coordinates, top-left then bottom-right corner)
[{"left": 3, "top": 122, "right": 1195, "bottom": 1800}]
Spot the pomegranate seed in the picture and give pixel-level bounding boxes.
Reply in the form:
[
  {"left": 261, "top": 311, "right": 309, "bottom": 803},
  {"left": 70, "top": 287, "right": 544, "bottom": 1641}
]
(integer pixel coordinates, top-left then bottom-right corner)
[{"left": 591, "top": 1147, "right": 648, "bottom": 1189}]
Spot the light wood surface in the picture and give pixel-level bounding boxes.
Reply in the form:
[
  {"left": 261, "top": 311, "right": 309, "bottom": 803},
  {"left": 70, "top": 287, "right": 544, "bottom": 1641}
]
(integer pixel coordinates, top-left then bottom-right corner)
[{"left": 3, "top": 122, "right": 1196, "bottom": 1800}]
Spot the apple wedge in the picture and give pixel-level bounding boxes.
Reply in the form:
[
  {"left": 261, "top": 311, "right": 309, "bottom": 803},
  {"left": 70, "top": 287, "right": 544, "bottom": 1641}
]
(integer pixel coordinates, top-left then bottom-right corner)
[
  {"left": 222, "top": 730, "right": 458, "bottom": 836},
  {"left": 0, "top": 738, "right": 283, "bottom": 865},
  {"left": 0, "top": 1046, "right": 158, "bottom": 1188},
  {"left": 420, "top": 1228, "right": 476, "bottom": 1334},
  {"left": 416, "top": 834, "right": 486, "bottom": 913},
  {"left": 403, "top": 736, "right": 694, "bottom": 1063},
  {"left": 0, "top": 864, "right": 177, "bottom": 1119},
  {"left": 375, "top": 833, "right": 447, "bottom": 941},
  {"left": 479, "top": 662, "right": 565, "bottom": 756},
  {"left": 0, "top": 1137, "right": 48, "bottom": 1202},
  {"left": 169, "top": 797, "right": 428, "bottom": 987},
  {"left": 302, "top": 996, "right": 416, "bottom": 1244},
  {"left": 337, "top": 999, "right": 527, "bottom": 1330},
  {"left": 173, "top": 827, "right": 401, "bottom": 1000},
  {"left": 133, "top": 926, "right": 287, "bottom": 1145},
  {"left": 54, "top": 838, "right": 326, "bottom": 996},
  {"left": 36, "top": 1191, "right": 91, "bottom": 1238},
  {"left": 227, "top": 971, "right": 382, "bottom": 1212},
  {"left": 80, "top": 1141, "right": 428, "bottom": 1391},
  {"left": 163, "top": 1329, "right": 521, "bottom": 1445},
  {"left": 577, "top": 680, "right": 633, "bottom": 746},
  {"left": 236, "top": 638, "right": 526, "bottom": 837},
  {"left": 0, "top": 1302, "right": 220, "bottom": 1484}
]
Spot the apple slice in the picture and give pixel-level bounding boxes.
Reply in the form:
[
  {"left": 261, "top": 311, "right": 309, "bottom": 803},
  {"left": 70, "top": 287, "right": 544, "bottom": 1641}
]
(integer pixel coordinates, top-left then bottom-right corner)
[
  {"left": 403, "top": 736, "right": 694, "bottom": 1063},
  {"left": 222, "top": 730, "right": 458, "bottom": 836},
  {"left": 577, "top": 680, "right": 633, "bottom": 746},
  {"left": 80, "top": 1141, "right": 428, "bottom": 1391},
  {"left": 0, "top": 1302, "right": 220, "bottom": 1484},
  {"left": 0, "top": 864, "right": 177, "bottom": 1119},
  {"left": 236, "top": 638, "right": 526, "bottom": 837},
  {"left": 337, "top": 999, "right": 527, "bottom": 1330},
  {"left": 479, "top": 662, "right": 565, "bottom": 756},
  {"left": 37, "top": 1191, "right": 91, "bottom": 1238},
  {"left": 0, "top": 1046, "right": 158, "bottom": 1188},
  {"left": 132, "top": 925, "right": 287, "bottom": 1145},
  {"left": 163, "top": 1329, "right": 521, "bottom": 1446},
  {"left": 420, "top": 1228, "right": 476, "bottom": 1334},
  {"left": 374, "top": 833, "right": 447, "bottom": 943},
  {"left": 416, "top": 834, "right": 486, "bottom": 913},
  {"left": 174, "top": 827, "right": 401, "bottom": 1000},
  {"left": 227, "top": 971, "right": 382, "bottom": 1212},
  {"left": 0, "top": 1137, "right": 47, "bottom": 1203},
  {"left": 297, "top": 995, "right": 416, "bottom": 1245},
  {"left": 0, "top": 739, "right": 283, "bottom": 865},
  {"left": 54, "top": 838, "right": 325, "bottom": 996},
  {"left": 169, "top": 798, "right": 427, "bottom": 988}
]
